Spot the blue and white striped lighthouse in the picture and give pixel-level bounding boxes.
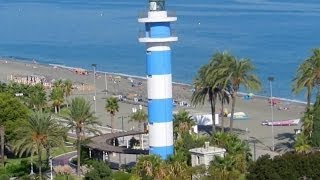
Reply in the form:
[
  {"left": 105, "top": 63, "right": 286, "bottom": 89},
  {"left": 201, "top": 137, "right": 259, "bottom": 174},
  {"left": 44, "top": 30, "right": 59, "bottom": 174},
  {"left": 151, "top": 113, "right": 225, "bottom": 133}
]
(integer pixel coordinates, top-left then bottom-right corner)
[{"left": 138, "top": 0, "right": 177, "bottom": 159}]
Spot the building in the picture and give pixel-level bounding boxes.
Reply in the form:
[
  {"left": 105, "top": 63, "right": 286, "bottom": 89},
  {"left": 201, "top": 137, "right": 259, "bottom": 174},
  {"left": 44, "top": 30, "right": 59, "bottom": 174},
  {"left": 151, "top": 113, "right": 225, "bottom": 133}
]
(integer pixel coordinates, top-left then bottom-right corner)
[
  {"left": 189, "top": 142, "right": 226, "bottom": 167},
  {"left": 138, "top": 0, "right": 178, "bottom": 159}
]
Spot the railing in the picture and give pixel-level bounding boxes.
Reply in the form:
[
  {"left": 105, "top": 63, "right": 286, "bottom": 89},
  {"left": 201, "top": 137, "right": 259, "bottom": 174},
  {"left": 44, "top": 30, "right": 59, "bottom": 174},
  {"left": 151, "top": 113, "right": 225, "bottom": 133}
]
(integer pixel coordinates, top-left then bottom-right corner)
[{"left": 138, "top": 10, "right": 176, "bottom": 19}]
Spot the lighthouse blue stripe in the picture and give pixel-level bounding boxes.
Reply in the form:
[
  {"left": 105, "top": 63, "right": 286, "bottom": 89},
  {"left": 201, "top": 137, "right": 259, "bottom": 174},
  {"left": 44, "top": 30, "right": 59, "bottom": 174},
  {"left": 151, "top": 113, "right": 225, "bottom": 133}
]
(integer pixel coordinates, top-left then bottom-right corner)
[
  {"left": 148, "top": 22, "right": 171, "bottom": 38},
  {"left": 146, "top": 50, "right": 171, "bottom": 75},
  {"left": 149, "top": 145, "right": 174, "bottom": 159},
  {"left": 148, "top": 98, "right": 172, "bottom": 123}
]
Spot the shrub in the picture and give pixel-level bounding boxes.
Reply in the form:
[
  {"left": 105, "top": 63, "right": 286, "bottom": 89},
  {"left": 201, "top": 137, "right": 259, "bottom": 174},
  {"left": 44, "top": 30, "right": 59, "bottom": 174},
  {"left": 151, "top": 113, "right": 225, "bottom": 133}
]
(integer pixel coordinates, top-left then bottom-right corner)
[{"left": 247, "top": 152, "right": 320, "bottom": 179}]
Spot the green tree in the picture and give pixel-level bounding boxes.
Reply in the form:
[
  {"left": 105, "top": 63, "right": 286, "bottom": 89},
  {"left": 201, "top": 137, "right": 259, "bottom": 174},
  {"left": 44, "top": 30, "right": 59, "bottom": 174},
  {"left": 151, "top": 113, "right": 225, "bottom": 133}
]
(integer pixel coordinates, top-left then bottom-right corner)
[
  {"left": 292, "top": 60, "right": 314, "bottom": 108},
  {"left": 0, "top": 82, "right": 7, "bottom": 92},
  {"left": 132, "top": 155, "right": 163, "bottom": 179},
  {"left": 0, "top": 93, "right": 28, "bottom": 141},
  {"left": 84, "top": 160, "right": 113, "bottom": 180},
  {"left": 226, "top": 58, "right": 261, "bottom": 132},
  {"left": 217, "top": 88, "right": 230, "bottom": 132},
  {"left": 130, "top": 109, "right": 147, "bottom": 149},
  {"left": 292, "top": 48, "right": 320, "bottom": 108},
  {"left": 65, "top": 97, "right": 100, "bottom": 177},
  {"left": 301, "top": 108, "right": 314, "bottom": 137},
  {"left": 50, "top": 86, "right": 64, "bottom": 113},
  {"left": 210, "top": 132, "right": 251, "bottom": 174},
  {"left": 191, "top": 64, "right": 220, "bottom": 133},
  {"left": 173, "top": 110, "right": 195, "bottom": 139},
  {"left": 311, "top": 95, "right": 320, "bottom": 147},
  {"left": 63, "top": 80, "right": 73, "bottom": 107},
  {"left": 53, "top": 79, "right": 64, "bottom": 88},
  {"left": 105, "top": 97, "right": 119, "bottom": 133},
  {"left": 192, "top": 52, "right": 234, "bottom": 134},
  {"left": 28, "top": 84, "right": 47, "bottom": 111},
  {"left": 13, "top": 112, "right": 65, "bottom": 179},
  {"left": 207, "top": 154, "right": 241, "bottom": 179},
  {"left": 294, "top": 133, "right": 312, "bottom": 153}
]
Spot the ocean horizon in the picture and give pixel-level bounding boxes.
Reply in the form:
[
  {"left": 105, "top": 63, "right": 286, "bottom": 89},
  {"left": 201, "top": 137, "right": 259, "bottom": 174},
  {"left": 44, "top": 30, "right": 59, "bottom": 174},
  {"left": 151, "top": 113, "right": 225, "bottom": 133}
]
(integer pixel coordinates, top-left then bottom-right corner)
[{"left": 0, "top": 0, "right": 320, "bottom": 102}]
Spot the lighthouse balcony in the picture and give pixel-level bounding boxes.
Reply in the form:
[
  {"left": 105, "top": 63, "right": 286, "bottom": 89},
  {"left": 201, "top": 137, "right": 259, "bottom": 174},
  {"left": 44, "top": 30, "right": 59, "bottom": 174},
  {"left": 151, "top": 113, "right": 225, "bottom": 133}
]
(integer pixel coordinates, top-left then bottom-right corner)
[
  {"left": 138, "top": 11, "right": 177, "bottom": 23},
  {"left": 138, "top": 29, "right": 178, "bottom": 43}
]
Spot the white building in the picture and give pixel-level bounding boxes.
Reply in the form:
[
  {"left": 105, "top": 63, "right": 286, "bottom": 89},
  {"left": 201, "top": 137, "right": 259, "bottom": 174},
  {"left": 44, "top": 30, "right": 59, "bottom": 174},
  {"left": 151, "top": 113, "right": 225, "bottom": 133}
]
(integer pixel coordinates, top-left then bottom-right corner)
[{"left": 189, "top": 142, "right": 226, "bottom": 167}]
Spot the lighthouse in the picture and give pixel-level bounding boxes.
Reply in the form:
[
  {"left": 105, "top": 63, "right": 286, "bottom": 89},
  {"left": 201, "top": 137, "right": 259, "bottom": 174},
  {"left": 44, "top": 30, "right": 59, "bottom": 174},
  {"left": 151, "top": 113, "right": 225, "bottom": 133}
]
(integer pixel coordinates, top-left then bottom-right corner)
[{"left": 138, "top": 0, "right": 177, "bottom": 159}]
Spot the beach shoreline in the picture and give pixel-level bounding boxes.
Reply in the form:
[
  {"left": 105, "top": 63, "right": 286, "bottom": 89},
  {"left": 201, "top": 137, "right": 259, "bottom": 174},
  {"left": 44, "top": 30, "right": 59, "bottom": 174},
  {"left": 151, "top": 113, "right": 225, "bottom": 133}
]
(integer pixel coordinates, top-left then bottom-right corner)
[
  {"left": 0, "top": 57, "right": 307, "bottom": 105},
  {"left": 0, "top": 57, "right": 308, "bottom": 158}
]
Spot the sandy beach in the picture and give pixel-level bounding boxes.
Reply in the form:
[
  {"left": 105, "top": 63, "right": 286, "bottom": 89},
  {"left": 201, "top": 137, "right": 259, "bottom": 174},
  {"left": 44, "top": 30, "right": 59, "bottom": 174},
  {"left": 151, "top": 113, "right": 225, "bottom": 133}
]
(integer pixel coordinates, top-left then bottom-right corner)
[{"left": 0, "top": 59, "right": 307, "bottom": 158}]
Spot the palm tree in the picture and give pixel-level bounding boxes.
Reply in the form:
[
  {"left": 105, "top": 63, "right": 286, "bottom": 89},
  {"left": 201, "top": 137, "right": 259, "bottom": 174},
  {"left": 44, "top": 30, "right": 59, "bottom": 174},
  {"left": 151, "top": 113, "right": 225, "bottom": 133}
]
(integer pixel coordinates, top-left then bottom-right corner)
[
  {"left": 63, "top": 80, "right": 73, "bottom": 107},
  {"left": 53, "top": 79, "right": 64, "bottom": 88},
  {"left": 173, "top": 110, "right": 195, "bottom": 139},
  {"left": 292, "top": 62, "right": 313, "bottom": 108},
  {"left": 191, "top": 65, "right": 220, "bottom": 133},
  {"left": 130, "top": 109, "right": 147, "bottom": 149},
  {"left": 29, "top": 84, "right": 47, "bottom": 111},
  {"left": 192, "top": 52, "right": 234, "bottom": 133},
  {"left": 292, "top": 48, "right": 320, "bottom": 108},
  {"left": 50, "top": 86, "right": 64, "bottom": 113},
  {"left": 208, "top": 155, "right": 240, "bottom": 179},
  {"left": 301, "top": 109, "right": 314, "bottom": 137},
  {"left": 218, "top": 87, "right": 230, "bottom": 132},
  {"left": 105, "top": 97, "right": 119, "bottom": 133},
  {"left": 65, "top": 97, "right": 100, "bottom": 177},
  {"left": 226, "top": 58, "right": 261, "bottom": 132},
  {"left": 13, "top": 112, "right": 65, "bottom": 179},
  {"left": 294, "top": 133, "right": 311, "bottom": 153}
]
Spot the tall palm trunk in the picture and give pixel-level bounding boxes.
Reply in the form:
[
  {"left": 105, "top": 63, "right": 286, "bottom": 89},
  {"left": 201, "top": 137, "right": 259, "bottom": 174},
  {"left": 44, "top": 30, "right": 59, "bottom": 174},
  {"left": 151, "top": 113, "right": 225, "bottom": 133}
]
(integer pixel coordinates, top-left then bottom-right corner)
[
  {"left": 139, "top": 122, "right": 143, "bottom": 149},
  {"left": 221, "top": 100, "right": 225, "bottom": 133},
  {"left": 209, "top": 91, "right": 216, "bottom": 133},
  {"left": 37, "top": 145, "right": 42, "bottom": 180},
  {"left": 111, "top": 114, "right": 114, "bottom": 133},
  {"left": 45, "top": 145, "right": 50, "bottom": 169},
  {"left": 76, "top": 128, "right": 81, "bottom": 177},
  {"left": 230, "top": 92, "right": 237, "bottom": 132},
  {"left": 66, "top": 95, "right": 69, "bottom": 108},
  {"left": 307, "top": 87, "right": 311, "bottom": 109}
]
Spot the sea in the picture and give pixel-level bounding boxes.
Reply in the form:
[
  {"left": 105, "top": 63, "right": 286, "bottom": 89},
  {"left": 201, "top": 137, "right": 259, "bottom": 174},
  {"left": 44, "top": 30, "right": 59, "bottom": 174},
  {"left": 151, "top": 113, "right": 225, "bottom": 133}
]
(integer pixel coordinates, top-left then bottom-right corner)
[{"left": 0, "top": 0, "right": 319, "bottom": 102}]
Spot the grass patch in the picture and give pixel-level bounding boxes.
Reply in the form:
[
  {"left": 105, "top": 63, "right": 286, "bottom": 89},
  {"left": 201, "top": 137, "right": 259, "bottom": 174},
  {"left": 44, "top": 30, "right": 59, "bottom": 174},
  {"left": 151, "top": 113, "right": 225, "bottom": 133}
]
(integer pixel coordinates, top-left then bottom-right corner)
[{"left": 6, "top": 145, "right": 75, "bottom": 165}]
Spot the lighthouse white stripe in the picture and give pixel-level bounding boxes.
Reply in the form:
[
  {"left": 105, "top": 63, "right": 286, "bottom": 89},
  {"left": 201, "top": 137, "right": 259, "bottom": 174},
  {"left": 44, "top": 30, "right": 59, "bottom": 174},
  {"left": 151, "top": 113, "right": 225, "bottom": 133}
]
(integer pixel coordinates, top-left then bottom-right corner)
[
  {"left": 147, "top": 74, "right": 172, "bottom": 99},
  {"left": 147, "top": 45, "right": 170, "bottom": 51},
  {"left": 149, "top": 122, "right": 173, "bottom": 147}
]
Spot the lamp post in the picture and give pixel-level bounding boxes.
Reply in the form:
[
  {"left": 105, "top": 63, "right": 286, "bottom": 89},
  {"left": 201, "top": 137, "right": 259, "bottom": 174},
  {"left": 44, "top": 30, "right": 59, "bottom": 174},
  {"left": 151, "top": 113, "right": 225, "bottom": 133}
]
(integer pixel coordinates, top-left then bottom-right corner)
[
  {"left": 92, "top": 64, "right": 97, "bottom": 113},
  {"left": 268, "top": 76, "right": 275, "bottom": 151},
  {"left": 104, "top": 72, "right": 108, "bottom": 96}
]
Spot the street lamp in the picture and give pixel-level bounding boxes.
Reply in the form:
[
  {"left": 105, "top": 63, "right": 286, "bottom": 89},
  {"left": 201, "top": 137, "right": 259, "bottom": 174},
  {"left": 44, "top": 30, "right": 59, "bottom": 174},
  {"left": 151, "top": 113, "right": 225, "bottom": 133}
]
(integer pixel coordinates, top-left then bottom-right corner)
[
  {"left": 92, "top": 64, "right": 97, "bottom": 113},
  {"left": 268, "top": 76, "right": 275, "bottom": 151},
  {"left": 104, "top": 72, "right": 108, "bottom": 96}
]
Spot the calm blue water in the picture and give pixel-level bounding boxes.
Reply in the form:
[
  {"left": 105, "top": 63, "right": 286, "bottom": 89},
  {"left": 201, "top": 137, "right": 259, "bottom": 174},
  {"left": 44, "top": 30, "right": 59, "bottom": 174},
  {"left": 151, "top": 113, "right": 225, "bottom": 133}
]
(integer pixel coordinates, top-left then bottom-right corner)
[{"left": 0, "top": 0, "right": 320, "bottom": 101}]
